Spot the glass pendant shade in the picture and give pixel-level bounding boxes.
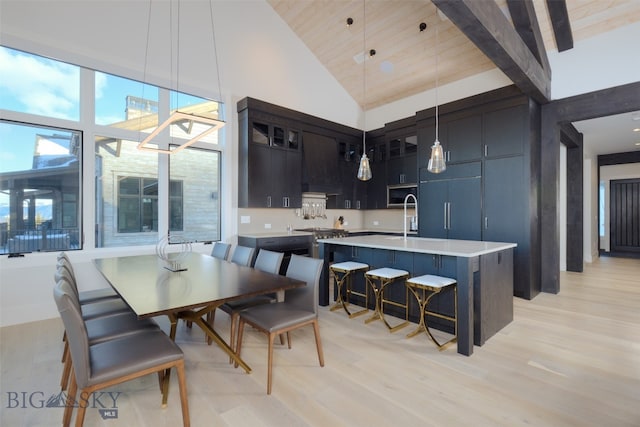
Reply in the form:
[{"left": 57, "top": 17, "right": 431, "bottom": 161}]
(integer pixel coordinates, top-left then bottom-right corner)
[
  {"left": 357, "top": 153, "right": 372, "bottom": 181},
  {"left": 427, "top": 139, "right": 446, "bottom": 173}
]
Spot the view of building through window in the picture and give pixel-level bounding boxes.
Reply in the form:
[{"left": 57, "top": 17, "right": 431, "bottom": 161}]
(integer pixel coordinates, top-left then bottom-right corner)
[
  {"left": 1, "top": 45, "right": 224, "bottom": 252},
  {"left": 0, "top": 121, "right": 82, "bottom": 254}
]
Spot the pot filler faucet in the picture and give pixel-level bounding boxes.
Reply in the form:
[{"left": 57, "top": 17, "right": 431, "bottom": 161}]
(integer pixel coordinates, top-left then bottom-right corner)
[{"left": 403, "top": 193, "right": 417, "bottom": 241}]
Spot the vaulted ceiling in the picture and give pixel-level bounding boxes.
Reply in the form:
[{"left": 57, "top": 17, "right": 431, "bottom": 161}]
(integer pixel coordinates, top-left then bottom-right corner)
[
  {"left": 267, "top": 0, "right": 640, "bottom": 156},
  {"left": 267, "top": 0, "right": 640, "bottom": 110}
]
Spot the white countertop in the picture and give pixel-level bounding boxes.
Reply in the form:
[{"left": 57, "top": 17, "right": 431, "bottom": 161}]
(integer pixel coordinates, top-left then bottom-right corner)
[
  {"left": 238, "top": 231, "right": 313, "bottom": 239},
  {"left": 318, "top": 234, "right": 516, "bottom": 257}
]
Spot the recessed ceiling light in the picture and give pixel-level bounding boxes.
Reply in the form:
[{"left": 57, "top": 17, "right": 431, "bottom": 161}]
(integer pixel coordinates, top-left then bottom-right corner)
[{"left": 633, "top": 128, "right": 640, "bottom": 132}]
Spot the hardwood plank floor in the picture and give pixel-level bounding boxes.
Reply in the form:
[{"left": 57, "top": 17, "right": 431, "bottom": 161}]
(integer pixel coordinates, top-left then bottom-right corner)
[{"left": 1, "top": 256, "right": 639, "bottom": 426}]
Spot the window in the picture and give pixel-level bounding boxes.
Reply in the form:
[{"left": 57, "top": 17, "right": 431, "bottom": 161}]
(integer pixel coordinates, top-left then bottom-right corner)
[
  {"left": 116, "top": 177, "right": 183, "bottom": 233},
  {"left": 1, "top": 44, "right": 224, "bottom": 251},
  {"left": 0, "top": 121, "right": 82, "bottom": 254},
  {"left": 0, "top": 46, "right": 80, "bottom": 121},
  {"left": 95, "top": 138, "right": 158, "bottom": 247},
  {"left": 95, "top": 71, "right": 158, "bottom": 130},
  {"left": 169, "top": 146, "right": 220, "bottom": 243}
]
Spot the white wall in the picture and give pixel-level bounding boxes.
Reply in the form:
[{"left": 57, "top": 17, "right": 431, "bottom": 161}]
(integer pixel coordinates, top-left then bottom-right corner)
[
  {"left": 583, "top": 158, "right": 599, "bottom": 263},
  {"left": 549, "top": 21, "right": 640, "bottom": 99},
  {"left": 559, "top": 145, "right": 567, "bottom": 271}
]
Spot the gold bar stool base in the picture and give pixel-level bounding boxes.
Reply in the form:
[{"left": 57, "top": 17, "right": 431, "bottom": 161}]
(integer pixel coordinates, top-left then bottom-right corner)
[
  {"left": 329, "top": 261, "right": 369, "bottom": 318},
  {"left": 405, "top": 274, "right": 457, "bottom": 350},
  {"left": 364, "top": 268, "right": 410, "bottom": 333}
]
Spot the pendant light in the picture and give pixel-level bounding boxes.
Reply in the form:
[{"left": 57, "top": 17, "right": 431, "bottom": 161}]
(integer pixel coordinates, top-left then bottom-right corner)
[
  {"left": 427, "top": 21, "right": 446, "bottom": 173},
  {"left": 137, "top": 0, "right": 225, "bottom": 154},
  {"left": 357, "top": 0, "right": 372, "bottom": 181}
]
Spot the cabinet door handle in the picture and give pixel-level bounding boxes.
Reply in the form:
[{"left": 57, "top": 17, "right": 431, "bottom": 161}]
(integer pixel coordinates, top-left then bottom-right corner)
[
  {"left": 484, "top": 144, "right": 488, "bottom": 157},
  {"left": 267, "top": 196, "right": 272, "bottom": 208},
  {"left": 485, "top": 216, "right": 488, "bottom": 229},
  {"left": 447, "top": 202, "right": 451, "bottom": 230},
  {"left": 443, "top": 203, "right": 448, "bottom": 230}
]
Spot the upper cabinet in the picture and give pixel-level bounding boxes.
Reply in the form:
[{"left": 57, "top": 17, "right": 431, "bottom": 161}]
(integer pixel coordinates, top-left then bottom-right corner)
[
  {"left": 446, "top": 115, "right": 483, "bottom": 163},
  {"left": 238, "top": 97, "right": 362, "bottom": 208},
  {"left": 483, "top": 105, "right": 526, "bottom": 158}
]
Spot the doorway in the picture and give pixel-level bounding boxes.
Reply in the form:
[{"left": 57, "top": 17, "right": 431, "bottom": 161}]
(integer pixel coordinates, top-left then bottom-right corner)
[{"left": 609, "top": 178, "right": 640, "bottom": 255}]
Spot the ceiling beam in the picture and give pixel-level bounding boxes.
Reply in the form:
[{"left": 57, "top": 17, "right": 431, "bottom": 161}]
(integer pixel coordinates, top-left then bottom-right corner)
[
  {"left": 432, "top": 0, "right": 551, "bottom": 104},
  {"left": 546, "top": 0, "right": 573, "bottom": 52},
  {"left": 507, "top": 0, "right": 551, "bottom": 78}
]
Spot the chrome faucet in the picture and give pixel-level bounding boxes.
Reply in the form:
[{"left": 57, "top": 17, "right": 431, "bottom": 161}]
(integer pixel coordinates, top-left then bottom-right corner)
[{"left": 403, "top": 193, "right": 417, "bottom": 241}]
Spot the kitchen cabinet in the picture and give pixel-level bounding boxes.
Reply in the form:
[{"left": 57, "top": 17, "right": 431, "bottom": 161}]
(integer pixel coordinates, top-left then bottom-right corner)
[
  {"left": 387, "top": 134, "right": 418, "bottom": 185},
  {"left": 365, "top": 135, "right": 388, "bottom": 209},
  {"left": 418, "top": 162, "right": 482, "bottom": 240},
  {"left": 446, "top": 115, "right": 482, "bottom": 163},
  {"left": 331, "top": 139, "right": 366, "bottom": 209},
  {"left": 483, "top": 105, "right": 526, "bottom": 158},
  {"left": 239, "top": 110, "right": 302, "bottom": 208}
]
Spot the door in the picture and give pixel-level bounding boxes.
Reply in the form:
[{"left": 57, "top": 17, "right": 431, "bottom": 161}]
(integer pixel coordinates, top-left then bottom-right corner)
[
  {"left": 419, "top": 179, "right": 448, "bottom": 238},
  {"left": 448, "top": 176, "right": 482, "bottom": 240},
  {"left": 610, "top": 179, "right": 640, "bottom": 253}
]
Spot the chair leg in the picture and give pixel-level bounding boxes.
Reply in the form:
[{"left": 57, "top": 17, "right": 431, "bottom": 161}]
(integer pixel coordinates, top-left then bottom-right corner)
[
  {"left": 312, "top": 320, "right": 325, "bottom": 367},
  {"left": 279, "top": 334, "right": 285, "bottom": 345},
  {"left": 267, "top": 332, "right": 276, "bottom": 395},
  {"left": 61, "top": 338, "right": 68, "bottom": 363},
  {"left": 61, "top": 354, "right": 71, "bottom": 390},
  {"left": 229, "top": 312, "right": 238, "bottom": 364},
  {"left": 161, "top": 368, "right": 171, "bottom": 408},
  {"left": 175, "top": 360, "right": 190, "bottom": 427},
  {"left": 286, "top": 331, "right": 292, "bottom": 349},
  {"left": 235, "top": 320, "right": 245, "bottom": 369},
  {"left": 63, "top": 372, "right": 77, "bottom": 427},
  {"left": 75, "top": 387, "right": 89, "bottom": 427}
]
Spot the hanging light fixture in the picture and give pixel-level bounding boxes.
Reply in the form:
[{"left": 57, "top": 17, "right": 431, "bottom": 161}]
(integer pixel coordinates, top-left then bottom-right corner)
[
  {"left": 137, "top": 0, "right": 225, "bottom": 154},
  {"left": 427, "top": 20, "right": 446, "bottom": 173},
  {"left": 357, "top": 0, "right": 372, "bottom": 181}
]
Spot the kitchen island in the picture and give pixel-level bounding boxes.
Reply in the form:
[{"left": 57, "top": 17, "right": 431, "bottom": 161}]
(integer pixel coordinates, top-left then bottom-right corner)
[{"left": 318, "top": 235, "right": 517, "bottom": 356}]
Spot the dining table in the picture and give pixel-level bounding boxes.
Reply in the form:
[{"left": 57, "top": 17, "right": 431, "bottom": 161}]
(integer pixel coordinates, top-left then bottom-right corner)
[{"left": 92, "top": 252, "right": 305, "bottom": 373}]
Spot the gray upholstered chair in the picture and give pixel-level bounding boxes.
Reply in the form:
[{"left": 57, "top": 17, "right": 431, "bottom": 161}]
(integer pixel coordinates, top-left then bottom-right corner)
[
  {"left": 53, "top": 281, "right": 190, "bottom": 427},
  {"left": 57, "top": 252, "right": 118, "bottom": 304},
  {"left": 208, "top": 249, "right": 284, "bottom": 352},
  {"left": 211, "top": 242, "right": 231, "bottom": 260},
  {"left": 56, "top": 277, "right": 160, "bottom": 391},
  {"left": 54, "top": 263, "right": 130, "bottom": 320},
  {"left": 229, "top": 245, "right": 256, "bottom": 267},
  {"left": 236, "top": 254, "right": 325, "bottom": 394}
]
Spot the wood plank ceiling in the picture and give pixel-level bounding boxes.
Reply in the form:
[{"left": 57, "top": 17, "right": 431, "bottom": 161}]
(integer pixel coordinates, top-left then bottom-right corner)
[{"left": 267, "top": 0, "right": 640, "bottom": 110}]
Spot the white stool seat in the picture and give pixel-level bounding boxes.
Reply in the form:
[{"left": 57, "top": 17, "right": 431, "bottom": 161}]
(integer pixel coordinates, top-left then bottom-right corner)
[
  {"left": 366, "top": 268, "right": 408, "bottom": 280},
  {"left": 331, "top": 261, "right": 369, "bottom": 272},
  {"left": 407, "top": 274, "right": 456, "bottom": 288}
]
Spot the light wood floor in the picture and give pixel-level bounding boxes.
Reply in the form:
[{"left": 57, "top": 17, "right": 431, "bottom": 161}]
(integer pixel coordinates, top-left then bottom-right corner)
[{"left": 2, "top": 256, "right": 639, "bottom": 427}]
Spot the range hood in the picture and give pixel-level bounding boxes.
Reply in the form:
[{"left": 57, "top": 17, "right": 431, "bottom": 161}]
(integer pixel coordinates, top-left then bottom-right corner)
[{"left": 301, "top": 131, "right": 343, "bottom": 195}]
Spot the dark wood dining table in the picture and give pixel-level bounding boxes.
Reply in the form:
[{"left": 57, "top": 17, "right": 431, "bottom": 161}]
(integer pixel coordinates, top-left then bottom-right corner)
[{"left": 93, "top": 252, "right": 304, "bottom": 373}]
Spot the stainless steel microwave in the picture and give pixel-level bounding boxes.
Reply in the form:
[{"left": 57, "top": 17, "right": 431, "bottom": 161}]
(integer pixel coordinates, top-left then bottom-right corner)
[{"left": 387, "top": 184, "right": 417, "bottom": 207}]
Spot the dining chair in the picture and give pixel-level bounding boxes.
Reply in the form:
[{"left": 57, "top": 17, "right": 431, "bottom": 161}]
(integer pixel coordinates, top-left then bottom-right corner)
[
  {"left": 56, "top": 277, "right": 160, "bottom": 392},
  {"left": 53, "top": 281, "right": 190, "bottom": 427},
  {"left": 211, "top": 242, "right": 231, "bottom": 260},
  {"left": 57, "top": 252, "right": 119, "bottom": 304},
  {"left": 54, "top": 263, "right": 131, "bottom": 320},
  {"left": 229, "top": 245, "right": 256, "bottom": 267},
  {"left": 207, "top": 249, "right": 284, "bottom": 352},
  {"left": 236, "top": 254, "right": 325, "bottom": 394}
]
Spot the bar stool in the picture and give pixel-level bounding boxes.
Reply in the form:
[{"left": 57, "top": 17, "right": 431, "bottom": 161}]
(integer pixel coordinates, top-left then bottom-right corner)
[
  {"left": 405, "top": 274, "right": 457, "bottom": 349},
  {"left": 329, "top": 261, "right": 369, "bottom": 318},
  {"left": 364, "top": 268, "right": 410, "bottom": 332}
]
